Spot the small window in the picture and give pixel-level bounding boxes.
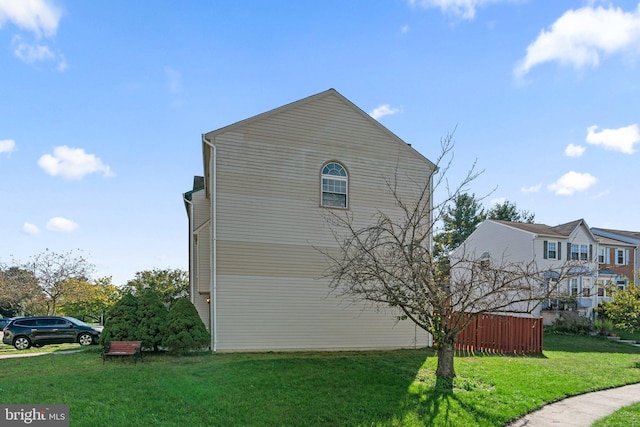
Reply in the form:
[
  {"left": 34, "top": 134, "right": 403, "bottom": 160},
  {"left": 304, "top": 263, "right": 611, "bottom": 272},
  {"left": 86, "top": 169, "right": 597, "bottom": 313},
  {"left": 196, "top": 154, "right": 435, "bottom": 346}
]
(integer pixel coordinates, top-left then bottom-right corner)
[
  {"left": 570, "top": 278, "right": 579, "bottom": 296},
  {"left": 321, "top": 162, "right": 348, "bottom": 208},
  {"left": 547, "top": 242, "right": 557, "bottom": 259},
  {"left": 479, "top": 252, "right": 490, "bottom": 269},
  {"left": 615, "top": 249, "right": 628, "bottom": 265},
  {"left": 597, "top": 248, "right": 605, "bottom": 263}
]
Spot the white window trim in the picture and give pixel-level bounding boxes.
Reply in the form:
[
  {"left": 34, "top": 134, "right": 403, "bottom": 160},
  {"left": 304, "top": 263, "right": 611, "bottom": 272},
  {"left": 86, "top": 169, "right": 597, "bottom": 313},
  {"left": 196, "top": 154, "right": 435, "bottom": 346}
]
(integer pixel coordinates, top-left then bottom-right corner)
[{"left": 321, "top": 162, "right": 348, "bottom": 209}]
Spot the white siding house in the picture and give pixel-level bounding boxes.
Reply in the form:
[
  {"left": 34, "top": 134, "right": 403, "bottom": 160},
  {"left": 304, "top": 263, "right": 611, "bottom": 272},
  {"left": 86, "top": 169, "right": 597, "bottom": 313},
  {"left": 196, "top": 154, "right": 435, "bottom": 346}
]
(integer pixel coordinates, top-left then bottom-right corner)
[
  {"left": 455, "top": 219, "right": 600, "bottom": 320},
  {"left": 184, "top": 89, "right": 434, "bottom": 351}
]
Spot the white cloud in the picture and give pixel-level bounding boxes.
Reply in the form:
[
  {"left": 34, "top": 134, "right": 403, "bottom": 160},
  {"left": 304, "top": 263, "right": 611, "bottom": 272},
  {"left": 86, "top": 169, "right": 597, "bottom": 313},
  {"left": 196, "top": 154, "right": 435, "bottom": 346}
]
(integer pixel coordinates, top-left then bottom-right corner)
[
  {"left": 548, "top": 171, "right": 597, "bottom": 195},
  {"left": 0, "top": 139, "right": 16, "bottom": 154},
  {"left": 401, "top": 24, "right": 410, "bottom": 34},
  {"left": 369, "top": 104, "right": 401, "bottom": 120},
  {"left": 38, "top": 146, "right": 114, "bottom": 180},
  {"left": 586, "top": 124, "right": 640, "bottom": 154},
  {"left": 23, "top": 222, "right": 40, "bottom": 235},
  {"left": 46, "top": 216, "right": 77, "bottom": 232},
  {"left": 515, "top": 4, "right": 640, "bottom": 77},
  {"left": 521, "top": 183, "right": 542, "bottom": 193},
  {"left": 12, "top": 36, "right": 54, "bottom": 62},
  {"left": 407, "top": 0, "right": 512, "bottom": 20},
  {"left": 11, "top": 34, "right": 65, "bottom": 69},
  {"left": 565, "top": 143, "right": 586, "bottom": 157},
  {"left": 0, "top": 0, "right": 62, "bottom": 37}
]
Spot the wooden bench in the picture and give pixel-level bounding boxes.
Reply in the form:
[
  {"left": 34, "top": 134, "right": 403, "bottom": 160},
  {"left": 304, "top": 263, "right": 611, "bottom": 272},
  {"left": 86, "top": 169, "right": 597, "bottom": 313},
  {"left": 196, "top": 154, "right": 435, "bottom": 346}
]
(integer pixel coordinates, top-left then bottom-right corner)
[{"left": 101, "top": 341, "right": 143, "bottom": 364}]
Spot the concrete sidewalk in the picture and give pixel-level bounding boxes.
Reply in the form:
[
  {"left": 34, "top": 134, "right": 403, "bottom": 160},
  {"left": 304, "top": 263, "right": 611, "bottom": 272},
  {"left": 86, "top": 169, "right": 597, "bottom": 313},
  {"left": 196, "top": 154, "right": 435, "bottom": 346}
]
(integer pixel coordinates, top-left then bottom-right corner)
[
  {"left": 0, "top": 350, "right": 82, "bottom": 359},
  {"left": 507, "top": 383, "right": 640, "bottom": 426}
]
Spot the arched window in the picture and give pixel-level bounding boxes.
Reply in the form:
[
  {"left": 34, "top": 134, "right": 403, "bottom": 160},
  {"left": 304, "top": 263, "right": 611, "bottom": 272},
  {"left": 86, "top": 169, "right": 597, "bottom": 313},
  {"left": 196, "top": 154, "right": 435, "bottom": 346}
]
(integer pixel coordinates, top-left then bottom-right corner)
[{"left": 321, "top": 162, "right": 348, "bottom": 208}]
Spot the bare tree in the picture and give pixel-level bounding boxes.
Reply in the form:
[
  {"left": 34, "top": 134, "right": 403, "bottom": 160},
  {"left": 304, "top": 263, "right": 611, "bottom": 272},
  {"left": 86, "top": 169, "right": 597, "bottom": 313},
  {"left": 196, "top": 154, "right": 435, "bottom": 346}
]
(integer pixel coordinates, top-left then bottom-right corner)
[
  {"left": 0, "top": 265, "right": 44, "bottom": 317},
  {"left": 322, "top": 133, "right": 580, "bottom": 380},
  {"left": 23, "top": 249, "right": 95, "bottom": 315}
]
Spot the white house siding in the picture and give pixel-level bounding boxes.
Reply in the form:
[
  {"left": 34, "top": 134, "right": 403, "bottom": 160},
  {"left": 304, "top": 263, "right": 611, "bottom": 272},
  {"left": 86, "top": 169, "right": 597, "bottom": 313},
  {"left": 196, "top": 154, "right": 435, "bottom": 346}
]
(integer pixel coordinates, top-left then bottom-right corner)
[
  {"left": 198, "top": 90, "right": 433, "bottom": 351},
  {"left": 463, "top": 221, "right": 534, "bottom": 262}
]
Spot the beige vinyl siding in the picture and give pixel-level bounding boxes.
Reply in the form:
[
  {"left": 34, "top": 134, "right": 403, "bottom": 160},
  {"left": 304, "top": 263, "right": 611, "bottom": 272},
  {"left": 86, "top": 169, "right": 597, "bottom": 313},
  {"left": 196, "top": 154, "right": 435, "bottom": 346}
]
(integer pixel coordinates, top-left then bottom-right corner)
[
  {"left": 205, "top": 91, "right": 434, "bottom": 351},
  {"left": 195, "top": 225, "right": 211, "bottom": 294},
  {"left": 216, "top": 276, "right": 429, "bottom": 351},
  {"left": 190, "top": 190, "right": 210, "bottom": 231}
]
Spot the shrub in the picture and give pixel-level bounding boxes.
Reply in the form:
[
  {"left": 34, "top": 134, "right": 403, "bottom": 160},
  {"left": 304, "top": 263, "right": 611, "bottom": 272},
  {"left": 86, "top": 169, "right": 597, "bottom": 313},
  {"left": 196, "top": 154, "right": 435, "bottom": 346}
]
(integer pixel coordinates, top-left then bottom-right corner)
[
  {"left": 100, "top": 293, "right": 140, "bottom": 348},
  {"left": 137, "top": 289, "right": 168, "bottom": 351},
  {"left": 549, "top": 312, "right": 592, "bottom": 335},
  {"left": 163, "top": 298, "right": 209, "bottom": 353}
]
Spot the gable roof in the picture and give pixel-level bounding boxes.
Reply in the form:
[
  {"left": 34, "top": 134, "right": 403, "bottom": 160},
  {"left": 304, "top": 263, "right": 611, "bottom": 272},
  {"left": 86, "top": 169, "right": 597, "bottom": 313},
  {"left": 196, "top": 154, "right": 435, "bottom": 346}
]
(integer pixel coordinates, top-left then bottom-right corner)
[
  {"left": 200, "top": 89, "right": 436, "bottom": 197},
  {"left": 592, "top": 227, "right": 640, "bottom": 246},
  {"left": 490, "top": 219, "right": 596, "bottom": 240}
]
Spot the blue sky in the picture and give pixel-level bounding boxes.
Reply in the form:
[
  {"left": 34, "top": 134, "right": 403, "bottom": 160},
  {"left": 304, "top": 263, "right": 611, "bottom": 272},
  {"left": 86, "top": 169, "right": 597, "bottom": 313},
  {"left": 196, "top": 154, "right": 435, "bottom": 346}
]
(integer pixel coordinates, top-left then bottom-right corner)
[{"left": 1, "top": 0, "right": 639, "bottom": 285}]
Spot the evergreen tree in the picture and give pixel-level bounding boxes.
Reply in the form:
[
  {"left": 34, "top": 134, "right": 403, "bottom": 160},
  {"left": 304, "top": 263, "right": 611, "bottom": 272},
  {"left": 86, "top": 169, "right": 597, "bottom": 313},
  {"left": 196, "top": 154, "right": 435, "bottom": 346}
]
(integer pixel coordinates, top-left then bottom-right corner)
[
  {"left": 487, "top": 200, "right": 535, "bottom": 223},
  {"left": 163, "top": 298, "right": 209, "bottom": 353},
  {"left": 137, "top": 289, "right": 168, "bottom": 351},
  {"left": 100, "top": 292, "right": 140, "bottom": 348},
  {"left": 434, "top": 193, "right": 485, "bottom": 257}
]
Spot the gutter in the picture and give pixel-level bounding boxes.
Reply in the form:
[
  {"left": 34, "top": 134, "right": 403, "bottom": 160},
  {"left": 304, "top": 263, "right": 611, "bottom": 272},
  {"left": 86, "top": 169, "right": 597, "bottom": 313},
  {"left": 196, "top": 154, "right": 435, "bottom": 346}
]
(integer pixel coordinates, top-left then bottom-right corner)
[
  {"left": 182, "top": 194, "right": 195, "bottom": 304},
  {"left": 202, "top": 134, "right": 218, "bottom": 353}
]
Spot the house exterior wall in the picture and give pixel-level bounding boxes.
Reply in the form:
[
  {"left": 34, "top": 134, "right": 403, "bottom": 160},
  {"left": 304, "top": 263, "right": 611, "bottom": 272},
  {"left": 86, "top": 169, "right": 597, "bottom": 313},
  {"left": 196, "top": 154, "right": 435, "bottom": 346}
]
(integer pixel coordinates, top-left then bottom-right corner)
[
  {"left": 455, "top": 220, "right": 599, "bottom": 319},
  {"left": 191, "top": 90, "right": 434, "bottom": 351},
  {"left": 462, "top": 221, "right": 534, "bottom": 263},
  {"left": 599, "top": 246, "right": 635, "bottom": 282},
  {"left": 186, "top": 189, "right": 211, "bottom": 323}
]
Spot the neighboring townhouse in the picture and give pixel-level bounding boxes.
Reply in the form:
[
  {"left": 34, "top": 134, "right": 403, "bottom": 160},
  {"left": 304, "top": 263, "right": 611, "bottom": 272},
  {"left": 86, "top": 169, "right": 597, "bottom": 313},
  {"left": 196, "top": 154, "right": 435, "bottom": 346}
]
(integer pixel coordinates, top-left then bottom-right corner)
[
  {"left": 455, "top": 219, "right": 600, "bottom": 321},
  {"left": 591, "top": 227, "right": 640, "bottom": 287},
  {"left": 183, "top": 89, "right": 434, "bottom": 352}
]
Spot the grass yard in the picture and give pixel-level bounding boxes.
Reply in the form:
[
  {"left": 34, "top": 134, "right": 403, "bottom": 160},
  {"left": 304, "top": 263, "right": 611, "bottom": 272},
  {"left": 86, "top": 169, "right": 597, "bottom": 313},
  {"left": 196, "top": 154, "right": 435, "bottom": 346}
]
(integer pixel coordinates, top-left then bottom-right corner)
[
  {"left": 592, "top": 402, "right": 640, "bottom": 427},
  {"left": 0, "top": 334, "right": 639, "bottom": 426}
]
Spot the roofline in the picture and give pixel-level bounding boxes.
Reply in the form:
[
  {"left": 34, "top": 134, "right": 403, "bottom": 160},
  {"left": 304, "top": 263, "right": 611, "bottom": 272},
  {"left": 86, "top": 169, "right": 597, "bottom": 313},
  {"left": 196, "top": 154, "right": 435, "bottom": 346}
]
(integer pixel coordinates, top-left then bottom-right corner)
[
  {"left": 592, "top": 228, "right": 640, "bottom": 246},
  {"left": 201, "top": 89, "right": 437, "bottom": 196}
]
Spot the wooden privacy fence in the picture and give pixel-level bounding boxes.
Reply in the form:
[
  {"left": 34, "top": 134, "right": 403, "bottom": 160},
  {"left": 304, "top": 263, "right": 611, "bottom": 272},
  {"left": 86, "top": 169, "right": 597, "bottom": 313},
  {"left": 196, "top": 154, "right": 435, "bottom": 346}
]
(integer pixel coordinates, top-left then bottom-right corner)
[{"left": 455, "top": 313, "right": 543, "bottom": 354}]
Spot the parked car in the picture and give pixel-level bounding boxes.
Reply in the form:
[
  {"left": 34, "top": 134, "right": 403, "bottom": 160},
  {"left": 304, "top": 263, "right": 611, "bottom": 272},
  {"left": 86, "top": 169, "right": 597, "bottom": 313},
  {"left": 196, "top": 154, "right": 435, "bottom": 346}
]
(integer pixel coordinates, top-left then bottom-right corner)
[
  {"left": 2, "top": 316, "right": 102, "bottom": 350},
  {"left": 0, "top": 318, "right": 13, "bottom": 329}
]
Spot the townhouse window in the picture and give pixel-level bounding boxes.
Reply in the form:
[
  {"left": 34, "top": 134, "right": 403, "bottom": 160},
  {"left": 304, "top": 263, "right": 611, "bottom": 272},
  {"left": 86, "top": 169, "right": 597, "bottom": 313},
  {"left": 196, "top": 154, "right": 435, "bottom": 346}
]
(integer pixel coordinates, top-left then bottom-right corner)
[
  {"left": 615, "top": 249, "right": 628, "bottom": 265},
  {"left": 321, "top": 162, "right": 348, "bottom": 208},
  {"left": 570, "top": 244, "right": 589, "bottom": 261},
  {"left": 582, "top": 278, "right": 591, "bottom": 297},
  {"left": 597, "top": 248, "right": 605, "bottom": 263},
  {"left": 571, "top": 244, "right": 579, "bottom": 260},
  {"left": 580, "top": 245, "right": 588, "bottom": 260},
  {"left": 570, "top": 278, "right": 578, "bottom": 296},
  {"left": 547, "top": 242, "right": 557, "bottom": 259},
  {"left": 479, "top": 252, "right": 490, "bottom": 269},
  {"left": 543, "top": 241, "right": 561, "bottom": 259},
  {"left": 597, "top": 287, "right": 605, "bottom": 297}
]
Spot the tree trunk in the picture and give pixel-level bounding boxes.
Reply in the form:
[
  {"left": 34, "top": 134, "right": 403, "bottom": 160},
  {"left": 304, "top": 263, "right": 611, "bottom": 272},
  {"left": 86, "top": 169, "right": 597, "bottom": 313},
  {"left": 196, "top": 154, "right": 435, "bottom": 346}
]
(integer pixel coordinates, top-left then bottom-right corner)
[{"left": 436, "top": 340, "right": 456, "bottom": 379}]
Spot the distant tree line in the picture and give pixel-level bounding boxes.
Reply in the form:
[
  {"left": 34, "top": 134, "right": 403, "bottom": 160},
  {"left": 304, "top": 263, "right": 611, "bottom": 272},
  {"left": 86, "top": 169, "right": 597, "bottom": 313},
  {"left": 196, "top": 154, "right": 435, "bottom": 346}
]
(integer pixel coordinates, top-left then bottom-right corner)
[{"left": 0, "top": 249, "right": 188, "bottom": 324}]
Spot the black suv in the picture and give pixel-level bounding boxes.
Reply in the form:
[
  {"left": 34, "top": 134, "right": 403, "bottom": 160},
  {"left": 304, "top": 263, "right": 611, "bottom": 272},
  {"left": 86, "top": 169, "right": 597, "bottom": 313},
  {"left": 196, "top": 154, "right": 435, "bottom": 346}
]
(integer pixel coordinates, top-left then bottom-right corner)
[{"left": 2, "top": 316, "right": 102, "bottom": 350}]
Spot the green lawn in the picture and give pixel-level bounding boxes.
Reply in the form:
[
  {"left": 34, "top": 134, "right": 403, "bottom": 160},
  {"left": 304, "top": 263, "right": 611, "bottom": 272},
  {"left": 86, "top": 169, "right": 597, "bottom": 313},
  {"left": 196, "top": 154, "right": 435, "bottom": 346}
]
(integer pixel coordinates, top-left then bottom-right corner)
[
  {"left": 0, "top": 334, "right": 639, "bottom": 426},
  {"left": 592, "top": 402, "right": 640, "bottom": 427}
]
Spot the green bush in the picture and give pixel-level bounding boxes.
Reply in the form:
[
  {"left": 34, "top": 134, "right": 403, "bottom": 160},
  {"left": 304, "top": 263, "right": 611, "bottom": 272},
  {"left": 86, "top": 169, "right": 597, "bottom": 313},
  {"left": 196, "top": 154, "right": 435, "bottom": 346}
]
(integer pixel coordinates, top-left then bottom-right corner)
[
  {"left": 137, "top": 289, "right": 168, "bottom": 351},
  {"left": 548, "top": 312, "right": 592, "bottom": 335},
  {"left": 163, "top": 298, "right": 209, "bottom": 353},
  {"left": 100, "top": 293, "right": 140, "bottom": 348}
]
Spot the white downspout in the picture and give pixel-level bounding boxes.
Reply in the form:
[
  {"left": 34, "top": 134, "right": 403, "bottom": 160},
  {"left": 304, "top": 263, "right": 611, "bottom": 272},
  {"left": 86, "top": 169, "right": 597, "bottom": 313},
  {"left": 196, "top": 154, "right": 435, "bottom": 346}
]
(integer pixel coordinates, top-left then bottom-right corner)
[
  {"left": 183, "top": 195, "right": 195, "bottom": 303},
  {"left": 202, "top": 134, "right": 217, "bottom": 353}
]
